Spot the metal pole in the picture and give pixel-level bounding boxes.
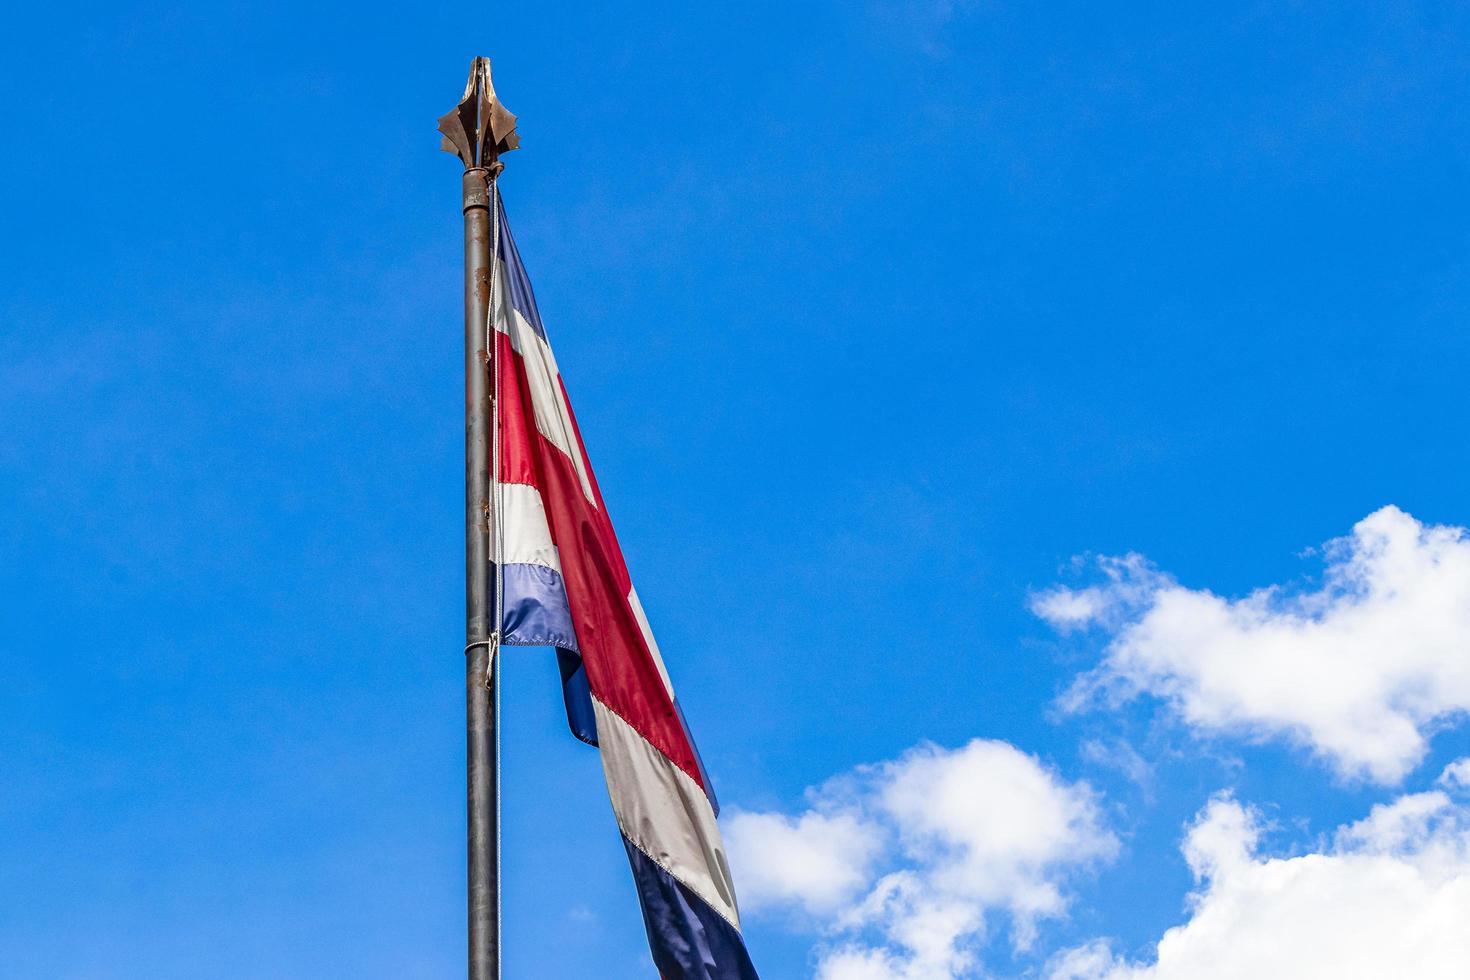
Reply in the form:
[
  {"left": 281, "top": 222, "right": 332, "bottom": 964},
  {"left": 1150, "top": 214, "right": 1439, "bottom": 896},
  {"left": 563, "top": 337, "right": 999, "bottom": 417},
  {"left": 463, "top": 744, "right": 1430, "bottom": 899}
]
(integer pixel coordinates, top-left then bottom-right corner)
[
  {"left": 440, "top": 57, "right": 519, "bottom": 980},
  {"left": 462, "top": 162, "right": 498, "bottom": 980}
]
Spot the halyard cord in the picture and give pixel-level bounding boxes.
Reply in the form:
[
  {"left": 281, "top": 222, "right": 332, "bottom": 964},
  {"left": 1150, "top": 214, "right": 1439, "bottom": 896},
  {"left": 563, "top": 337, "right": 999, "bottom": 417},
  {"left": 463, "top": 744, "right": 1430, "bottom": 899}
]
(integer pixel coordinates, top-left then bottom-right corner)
[
  {"left": 486, "top": 177, "right": 504, "bottom": 690},
  {"left": 486, "top": 175, "right": 504, "bottom": 979}
]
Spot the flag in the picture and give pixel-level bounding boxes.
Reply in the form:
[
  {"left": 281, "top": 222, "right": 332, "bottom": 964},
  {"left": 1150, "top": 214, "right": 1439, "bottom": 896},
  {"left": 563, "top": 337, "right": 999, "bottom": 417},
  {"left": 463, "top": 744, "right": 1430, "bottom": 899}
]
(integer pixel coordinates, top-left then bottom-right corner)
[{"left": 489, "top": 193, "right": 759, "bottom": 980}]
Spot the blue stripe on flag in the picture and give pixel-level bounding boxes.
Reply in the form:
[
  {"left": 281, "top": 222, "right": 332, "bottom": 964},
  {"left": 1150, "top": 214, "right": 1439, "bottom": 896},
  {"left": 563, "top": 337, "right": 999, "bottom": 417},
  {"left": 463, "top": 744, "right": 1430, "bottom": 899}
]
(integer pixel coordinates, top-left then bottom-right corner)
[
  {"left": 494, "top": 561, "right": 595, "bottom": 744},
  {"left": 556, "top": 647, "right": 599, "bottom": 746},
  {"left": 495, "top": 198, "right": 547, "bottom": 341},
  {"left": 498, "top": 562, "right": 578, "bottom": 651},
  {"left": 622, "top": 835, "right": 759, "bottom": 980}
]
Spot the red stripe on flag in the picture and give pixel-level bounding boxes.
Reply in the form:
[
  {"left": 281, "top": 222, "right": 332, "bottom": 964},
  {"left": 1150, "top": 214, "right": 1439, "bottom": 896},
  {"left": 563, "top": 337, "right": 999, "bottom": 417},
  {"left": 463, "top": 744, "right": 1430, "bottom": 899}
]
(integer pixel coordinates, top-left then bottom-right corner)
[
  {"left": 499, "top": 342, "right": 706, "bottom": 791},
  {"left": 496, "top": 331, "right": 539, "bottom": 488}
]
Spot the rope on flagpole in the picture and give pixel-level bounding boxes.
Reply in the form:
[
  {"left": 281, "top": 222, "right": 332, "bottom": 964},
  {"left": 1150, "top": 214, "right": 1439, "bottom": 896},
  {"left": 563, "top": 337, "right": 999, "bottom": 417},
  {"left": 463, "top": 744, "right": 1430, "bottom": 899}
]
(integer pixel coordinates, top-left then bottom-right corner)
[
  {"left": 485, "top": 174, "right": 505, "bottom": 980},
  {"left": 486, "top": 176, "right": 505, "bottom": 690}
]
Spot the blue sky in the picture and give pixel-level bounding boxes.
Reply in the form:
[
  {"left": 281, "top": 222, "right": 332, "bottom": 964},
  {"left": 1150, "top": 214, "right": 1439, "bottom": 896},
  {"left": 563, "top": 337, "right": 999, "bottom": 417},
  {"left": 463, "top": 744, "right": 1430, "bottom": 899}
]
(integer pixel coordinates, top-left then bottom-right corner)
[{"left": 5, "top": 2, "right": 1470, "bottom": 977}]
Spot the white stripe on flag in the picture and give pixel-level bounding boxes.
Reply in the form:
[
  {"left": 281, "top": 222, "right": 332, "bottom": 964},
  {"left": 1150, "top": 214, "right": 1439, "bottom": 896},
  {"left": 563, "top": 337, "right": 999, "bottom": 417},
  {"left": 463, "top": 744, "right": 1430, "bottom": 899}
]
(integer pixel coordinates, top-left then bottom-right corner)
[
  {"left": 498, "top": 482, "right": 561, "bottom": 573},
  {"left": 592, "top": 698, "right": 741, "bottom": 930},
  {"left": 627, "top": 586, "right": 675, "bottom": 701},
  {"left": 494, "top": 261, "right": 597, "bottom": 506}
]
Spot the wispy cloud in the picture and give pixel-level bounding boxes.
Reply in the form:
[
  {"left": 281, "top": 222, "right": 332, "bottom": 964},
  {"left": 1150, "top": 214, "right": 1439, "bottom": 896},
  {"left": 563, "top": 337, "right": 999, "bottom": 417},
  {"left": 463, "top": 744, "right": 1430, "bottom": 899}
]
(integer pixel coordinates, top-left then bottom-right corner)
[{"left": 866, "top": 0, "right": 975, "bottom": 60}]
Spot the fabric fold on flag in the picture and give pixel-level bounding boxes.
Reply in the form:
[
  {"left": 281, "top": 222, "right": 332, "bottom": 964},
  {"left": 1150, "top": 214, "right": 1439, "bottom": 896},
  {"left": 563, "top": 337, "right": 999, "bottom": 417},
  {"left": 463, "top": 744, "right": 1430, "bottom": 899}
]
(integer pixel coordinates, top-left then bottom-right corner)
[{"left": 489, "top": 193, "right": 758, "bottom": 979}]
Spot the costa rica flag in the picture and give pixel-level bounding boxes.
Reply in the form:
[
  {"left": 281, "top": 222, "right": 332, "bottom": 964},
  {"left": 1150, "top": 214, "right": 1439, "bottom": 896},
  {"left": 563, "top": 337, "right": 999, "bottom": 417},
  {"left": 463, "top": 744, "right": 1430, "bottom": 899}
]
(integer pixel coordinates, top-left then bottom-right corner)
[{"left": 489, "top": 192, "right": 759, "bottom": 980}]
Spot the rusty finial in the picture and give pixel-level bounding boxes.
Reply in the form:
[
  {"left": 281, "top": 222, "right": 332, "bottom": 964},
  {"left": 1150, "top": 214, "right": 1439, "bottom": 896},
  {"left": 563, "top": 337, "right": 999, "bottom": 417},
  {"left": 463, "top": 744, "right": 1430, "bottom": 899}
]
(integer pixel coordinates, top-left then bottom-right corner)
[{"left": 439, "top": 57, "right": 519, "bottom": 170}]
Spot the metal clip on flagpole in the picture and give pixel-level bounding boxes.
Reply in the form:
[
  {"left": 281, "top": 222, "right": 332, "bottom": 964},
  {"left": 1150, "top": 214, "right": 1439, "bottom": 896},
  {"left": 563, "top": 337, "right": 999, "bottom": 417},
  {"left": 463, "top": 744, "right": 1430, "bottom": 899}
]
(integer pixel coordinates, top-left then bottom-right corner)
[{"left": 439, "top": 56, "right": 518, "bottom": 980}]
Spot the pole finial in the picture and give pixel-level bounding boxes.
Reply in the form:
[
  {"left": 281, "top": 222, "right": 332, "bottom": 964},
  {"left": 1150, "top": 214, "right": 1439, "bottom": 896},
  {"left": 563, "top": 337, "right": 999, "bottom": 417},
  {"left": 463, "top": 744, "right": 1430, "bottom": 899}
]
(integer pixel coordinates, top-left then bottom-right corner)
[{"left": 439, "top": 56, "right": 519, "bottom": 170}]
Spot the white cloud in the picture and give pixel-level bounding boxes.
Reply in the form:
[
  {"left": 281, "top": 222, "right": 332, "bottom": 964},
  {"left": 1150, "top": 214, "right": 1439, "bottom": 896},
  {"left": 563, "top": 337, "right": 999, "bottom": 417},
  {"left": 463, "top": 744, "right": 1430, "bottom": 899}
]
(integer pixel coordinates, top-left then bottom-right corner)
[
  {"left": 1047, "top": 759, "right": 1470, "bottom": 980},
  {"left": 1035, "top": 506, "right": 1470, "bottom": 784},
  {"left": 725, "top": 740, "right": 1116, "bottom": 980},
  {"left": 1031, "top": 555, "right": 1163, "bottom": 633},
  {"left": 723, "top": 810, "right": 885, "bottom": 915},
  {"left": 1438, "top": 757, "right": 1470, "bottom": 791}
]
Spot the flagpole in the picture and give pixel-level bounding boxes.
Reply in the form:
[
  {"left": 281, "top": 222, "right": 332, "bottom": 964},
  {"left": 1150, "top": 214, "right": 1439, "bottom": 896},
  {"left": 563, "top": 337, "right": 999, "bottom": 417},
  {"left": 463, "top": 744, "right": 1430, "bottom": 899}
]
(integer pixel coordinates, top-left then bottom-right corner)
[{"left": 440, "top": 57, "right": 518, "bottom": 980}]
